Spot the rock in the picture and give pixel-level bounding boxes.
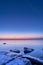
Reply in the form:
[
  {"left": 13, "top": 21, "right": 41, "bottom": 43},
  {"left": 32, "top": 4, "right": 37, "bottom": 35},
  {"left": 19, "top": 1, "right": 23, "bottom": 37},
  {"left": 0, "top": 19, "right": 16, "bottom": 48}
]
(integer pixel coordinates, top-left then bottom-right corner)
[
  {"left": 3, "top": 43, "right": 6, "bottom": 45},
  {"left": 24, "top": 47, "right": 34, "bottom": 54},
  {"left": 10, "top": 49, "right": 20, "bottom": 53}
]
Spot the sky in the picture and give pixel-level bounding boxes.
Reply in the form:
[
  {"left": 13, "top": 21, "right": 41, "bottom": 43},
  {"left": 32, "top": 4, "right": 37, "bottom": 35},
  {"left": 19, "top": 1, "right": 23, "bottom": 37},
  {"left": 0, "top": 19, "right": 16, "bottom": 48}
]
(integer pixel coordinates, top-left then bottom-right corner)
[{"left": 0, "top": 0, "right": 43, "bottom": 37}]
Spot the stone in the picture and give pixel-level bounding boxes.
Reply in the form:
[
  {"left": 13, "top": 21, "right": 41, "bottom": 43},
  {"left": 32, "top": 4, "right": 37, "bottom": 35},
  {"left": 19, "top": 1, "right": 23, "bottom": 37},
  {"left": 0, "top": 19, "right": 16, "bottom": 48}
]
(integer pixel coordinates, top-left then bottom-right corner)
[
  {"left": 10, "top": 49, "right": 20, "bottom": 53},
  {"left": 3, "top": 43, "right": 6, "bottom": 45},
  {"left": 24, "top": 47, "right": 34, "bottom": 54}
]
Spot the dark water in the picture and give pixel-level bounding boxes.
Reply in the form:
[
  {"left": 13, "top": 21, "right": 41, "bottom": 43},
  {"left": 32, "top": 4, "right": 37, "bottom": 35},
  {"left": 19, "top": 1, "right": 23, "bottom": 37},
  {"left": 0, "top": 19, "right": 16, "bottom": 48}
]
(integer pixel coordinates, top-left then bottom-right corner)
[{"left": 0, "top": 40, "right": 43, "bottom": 60}]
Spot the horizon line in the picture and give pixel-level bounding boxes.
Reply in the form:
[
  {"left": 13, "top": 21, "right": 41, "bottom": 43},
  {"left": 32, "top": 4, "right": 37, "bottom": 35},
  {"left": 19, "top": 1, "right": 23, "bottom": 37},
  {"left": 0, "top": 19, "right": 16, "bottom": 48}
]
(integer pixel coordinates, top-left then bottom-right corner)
[{"left": 0, "top": 38, "right": 43, "bottom": 40}]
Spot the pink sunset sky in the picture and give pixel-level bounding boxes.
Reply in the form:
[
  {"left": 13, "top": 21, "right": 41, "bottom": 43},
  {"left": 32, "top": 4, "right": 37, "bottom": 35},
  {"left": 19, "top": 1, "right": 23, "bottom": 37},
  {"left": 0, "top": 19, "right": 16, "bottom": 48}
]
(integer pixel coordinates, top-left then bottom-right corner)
[{"left": 0, "top": 35, "right": 43, "bottom": 39}]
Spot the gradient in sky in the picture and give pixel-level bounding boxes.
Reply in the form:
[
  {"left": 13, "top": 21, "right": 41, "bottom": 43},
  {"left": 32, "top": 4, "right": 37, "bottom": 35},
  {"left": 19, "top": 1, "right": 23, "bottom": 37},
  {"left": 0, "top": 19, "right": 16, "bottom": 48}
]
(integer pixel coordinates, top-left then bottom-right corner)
[{"left": 0, "top": 0, "right": 43, "bottom": 36}]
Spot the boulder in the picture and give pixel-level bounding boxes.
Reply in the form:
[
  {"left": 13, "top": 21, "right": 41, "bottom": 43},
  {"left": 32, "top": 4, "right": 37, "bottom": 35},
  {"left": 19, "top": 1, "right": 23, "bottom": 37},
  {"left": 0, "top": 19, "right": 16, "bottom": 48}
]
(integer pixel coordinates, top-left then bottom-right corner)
[
  {"left": 3, "top": 43, "right": 6, "bottom": 45},
  {"left": 10, "top": 49, "right": 20, "bottom": 53},
  {"left": 24, "top": 47, "right": 34, "bottom": 54}
]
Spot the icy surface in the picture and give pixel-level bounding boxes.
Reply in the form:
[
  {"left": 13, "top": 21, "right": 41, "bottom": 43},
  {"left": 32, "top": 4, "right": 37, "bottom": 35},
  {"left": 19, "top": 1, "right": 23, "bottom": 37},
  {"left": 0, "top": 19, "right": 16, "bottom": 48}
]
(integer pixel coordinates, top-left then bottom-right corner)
[
  {"left": 0, "top": 40, "right": 43, "bottom": 65},
  {"left": 0, "top": 50, "right": 43, "bottom": 65},
  {"left": 0, "top": 51, "right": 32, "bottom": 65}
]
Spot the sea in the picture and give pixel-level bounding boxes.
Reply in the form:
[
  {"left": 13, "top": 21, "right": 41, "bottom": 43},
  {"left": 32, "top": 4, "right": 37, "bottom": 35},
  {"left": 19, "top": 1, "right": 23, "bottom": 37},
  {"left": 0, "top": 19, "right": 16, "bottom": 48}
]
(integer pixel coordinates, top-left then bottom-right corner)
[{"left": 0, "top": 40, "right": 43, "bottom": 60}]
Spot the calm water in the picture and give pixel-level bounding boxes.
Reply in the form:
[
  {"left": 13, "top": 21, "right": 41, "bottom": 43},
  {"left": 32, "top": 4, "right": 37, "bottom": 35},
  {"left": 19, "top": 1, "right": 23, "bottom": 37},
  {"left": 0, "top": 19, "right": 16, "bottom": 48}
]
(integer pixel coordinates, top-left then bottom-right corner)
[{"left": 0, "top": 40, "right": 43, "bottom": 59}]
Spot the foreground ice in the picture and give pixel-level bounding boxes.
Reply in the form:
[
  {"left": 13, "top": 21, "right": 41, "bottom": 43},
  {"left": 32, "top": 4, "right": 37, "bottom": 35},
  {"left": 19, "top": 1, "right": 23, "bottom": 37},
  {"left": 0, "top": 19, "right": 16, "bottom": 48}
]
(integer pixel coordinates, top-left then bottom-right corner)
[
  {"left": 0, "top": 52, "right": 32, "bottom": 65},
  {"left": 0, "top": 48, "right": 43, "bottom": 65},
  {"left": 6, "top": 57, "right": 32, "bottom": 65}
]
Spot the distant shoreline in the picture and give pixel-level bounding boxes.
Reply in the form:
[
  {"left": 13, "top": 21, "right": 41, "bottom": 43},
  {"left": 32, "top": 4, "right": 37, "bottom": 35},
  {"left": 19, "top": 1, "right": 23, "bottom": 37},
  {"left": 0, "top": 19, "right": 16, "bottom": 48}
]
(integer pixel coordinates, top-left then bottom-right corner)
[{"left": 0, "top": 38, "right": 43, "bottom": 40}]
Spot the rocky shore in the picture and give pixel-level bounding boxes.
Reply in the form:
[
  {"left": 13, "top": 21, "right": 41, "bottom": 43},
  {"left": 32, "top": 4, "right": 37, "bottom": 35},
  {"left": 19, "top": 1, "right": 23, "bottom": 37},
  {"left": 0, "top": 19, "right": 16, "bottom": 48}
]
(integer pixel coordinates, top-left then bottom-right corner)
[{"left": 0, "top": 47, "right": 43, "bottom": 65}]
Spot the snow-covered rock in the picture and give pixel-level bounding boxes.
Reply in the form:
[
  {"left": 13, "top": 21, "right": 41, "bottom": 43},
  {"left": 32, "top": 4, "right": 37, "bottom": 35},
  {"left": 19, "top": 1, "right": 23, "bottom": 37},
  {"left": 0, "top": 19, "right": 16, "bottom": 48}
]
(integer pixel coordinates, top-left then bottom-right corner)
[
  {"left": 24, "top": 47, "right": 34, "bottom": 54},
  {"left": 9, "top": 49, "right": 20, "bottom": 53}
]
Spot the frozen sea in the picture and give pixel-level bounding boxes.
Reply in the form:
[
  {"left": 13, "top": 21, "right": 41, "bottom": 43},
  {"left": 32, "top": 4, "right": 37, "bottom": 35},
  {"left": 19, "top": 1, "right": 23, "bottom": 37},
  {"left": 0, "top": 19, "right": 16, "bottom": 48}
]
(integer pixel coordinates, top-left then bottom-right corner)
[{"left": 0, "top": 40, "right": 43, "bottom": 60}]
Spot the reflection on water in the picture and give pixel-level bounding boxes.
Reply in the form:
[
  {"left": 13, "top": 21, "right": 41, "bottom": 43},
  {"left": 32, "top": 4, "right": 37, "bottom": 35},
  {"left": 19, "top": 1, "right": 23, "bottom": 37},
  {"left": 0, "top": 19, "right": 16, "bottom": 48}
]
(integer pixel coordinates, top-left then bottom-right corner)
[{"left": 0, "top": 40, "right": 43, "bottom": 59}]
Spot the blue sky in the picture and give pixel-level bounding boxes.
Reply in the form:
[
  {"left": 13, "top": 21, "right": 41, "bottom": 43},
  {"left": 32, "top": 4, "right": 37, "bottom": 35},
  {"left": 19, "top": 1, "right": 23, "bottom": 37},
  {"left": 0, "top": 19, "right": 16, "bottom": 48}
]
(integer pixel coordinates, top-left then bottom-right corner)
[{"left": 0, "top": 0, "right": 43, "bottom": 36}]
